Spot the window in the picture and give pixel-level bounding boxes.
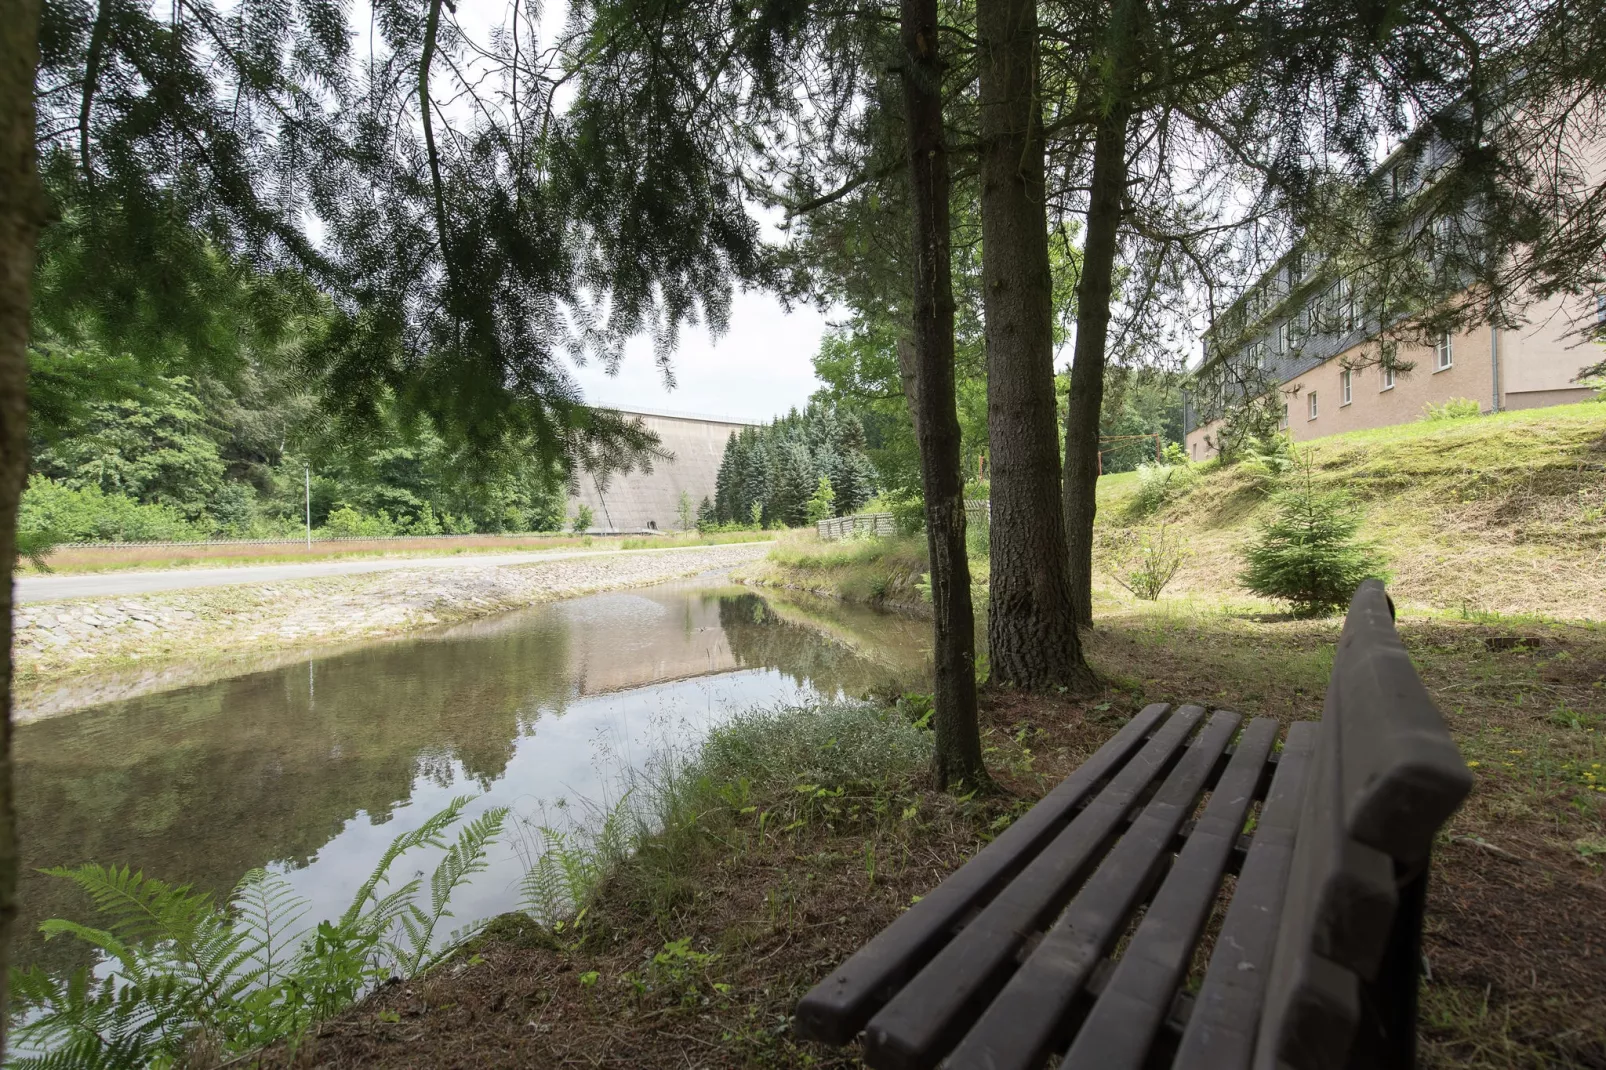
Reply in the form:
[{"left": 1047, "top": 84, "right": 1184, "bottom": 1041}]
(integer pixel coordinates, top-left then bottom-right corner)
[
  {"left": 1281, "top": 403, "right": 1290, "bottom": 430},
  {"left": 1308, "top": 392, "right": 1319, "bottom": 420},
  {"left": 1340, "top": 278, "right": 1355, "bottom": 332},
  {"left": 1595, "top": 292, "right": 1605, "bottom": 326},
  {"left": 1341, "top": 369, "right": 1353, "bottom": 405},
  {"left": 1278, "top": 321, "right": 1291, "bottom": 353},
  {"left": 1435, "top": 332, "right": 1453, "bottom": 371},
  {"left": 1288, "top": 250, "right": 1304, "bottom": 284},
  {"left": 1381, "top": 365, "right": 1396, "bottom": 391}
]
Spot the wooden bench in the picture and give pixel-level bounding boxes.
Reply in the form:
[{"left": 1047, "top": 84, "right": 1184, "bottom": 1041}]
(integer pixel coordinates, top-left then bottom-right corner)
[{"left": 794, "top": 580, "right": 1472, "bottom": 1070}]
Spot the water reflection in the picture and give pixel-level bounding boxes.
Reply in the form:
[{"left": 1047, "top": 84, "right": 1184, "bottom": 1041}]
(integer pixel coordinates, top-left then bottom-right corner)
[{"left": 14, "top": 578, "right": 928, "bottom": 974}]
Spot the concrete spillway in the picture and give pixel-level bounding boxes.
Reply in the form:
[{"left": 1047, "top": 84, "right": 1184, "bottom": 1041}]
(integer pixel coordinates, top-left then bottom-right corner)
[{"left": 573, "top": 410, "right": 757, "bottom": 532}]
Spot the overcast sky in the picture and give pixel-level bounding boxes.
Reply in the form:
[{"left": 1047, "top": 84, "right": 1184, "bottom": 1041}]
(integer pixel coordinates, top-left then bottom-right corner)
[{"left": 568, "top": 292, "right": 832, "bottom": 424}]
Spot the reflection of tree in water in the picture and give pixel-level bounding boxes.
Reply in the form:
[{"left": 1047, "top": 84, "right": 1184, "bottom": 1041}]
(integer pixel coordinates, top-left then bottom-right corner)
[
  {"left": 716, "top": 594, "right": 871, "bottom": 692},
  {"left": 15, "top": 616, "right": 574, "bottom": 975}
]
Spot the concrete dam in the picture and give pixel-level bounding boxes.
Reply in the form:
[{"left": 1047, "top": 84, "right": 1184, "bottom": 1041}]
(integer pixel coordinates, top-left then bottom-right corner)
[{"left": 573, "top": 409, "right": 757, "bottom": 532}]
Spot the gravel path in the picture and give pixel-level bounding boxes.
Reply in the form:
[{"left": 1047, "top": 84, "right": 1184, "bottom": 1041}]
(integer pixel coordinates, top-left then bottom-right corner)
[{"left": 15, "top": 543, "right": 773, "bottom": 714}]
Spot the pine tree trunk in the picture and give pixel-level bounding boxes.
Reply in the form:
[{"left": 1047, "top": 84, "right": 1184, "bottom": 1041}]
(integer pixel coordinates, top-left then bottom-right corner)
[
  {"left": 1063, "top": 101, "right": 1129, "bottom": 628},
  {"left": 899, "top": 0, "right": 986, "bottom": 790},
  {"left": 977, "top": 0, "right": 1094, "bottom": 691},
  {"left": 0, "top": 0, "right": 41, "bottom": 1057}
]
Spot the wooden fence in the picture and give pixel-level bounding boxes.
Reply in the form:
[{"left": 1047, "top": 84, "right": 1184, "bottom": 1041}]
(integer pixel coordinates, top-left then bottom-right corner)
[{"left": 817, "top": 500, "right": 990, "bottom": 541}]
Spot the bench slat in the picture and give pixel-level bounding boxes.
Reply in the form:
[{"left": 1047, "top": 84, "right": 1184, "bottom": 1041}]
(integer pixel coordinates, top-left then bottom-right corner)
[
  {"left": 1172, "top": 719, "right": 1317, "bottom": 1069},
  {"left": 1334, "top": 580, "right": 1472, "bottom": 862},
  {"left": 938, "top": 709, "right": 1244, "bottom": 1070},
  {"left": 1060, "top": 716, "right": 1281, "bottom": 1069},
  {"left": 793, "top": 702, "right": 1173, "bottom": 1045},
  {"left": 860, "top": 705, "right": 1207, "bottom": 1070},
  {"left": 1254, "top": 695, "right": 1393, "bottom": 1069}
]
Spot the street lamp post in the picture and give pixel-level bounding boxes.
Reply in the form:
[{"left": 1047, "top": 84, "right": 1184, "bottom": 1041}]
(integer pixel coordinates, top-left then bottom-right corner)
[{"left": 305, "top": 464, "right": 312, "bottom": 549}]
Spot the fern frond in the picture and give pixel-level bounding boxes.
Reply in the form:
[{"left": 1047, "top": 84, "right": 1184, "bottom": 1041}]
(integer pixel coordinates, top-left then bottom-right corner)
[
  {"left": 396, "top": 804, "right": 507, "bottom": 975},
  {"left": 339, "top": 796, "right": 474, "bottom": 928},
  {"left": 228, "top": 868, "right": 310, "bottom": 992}
]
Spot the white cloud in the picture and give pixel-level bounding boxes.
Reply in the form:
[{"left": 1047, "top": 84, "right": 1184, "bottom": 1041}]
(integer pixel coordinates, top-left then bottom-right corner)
[{"left": 569, "top": 291, "right": 831, "bottom": 424}]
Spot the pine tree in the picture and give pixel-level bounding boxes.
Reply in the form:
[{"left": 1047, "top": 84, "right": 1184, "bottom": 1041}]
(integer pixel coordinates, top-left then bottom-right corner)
[{"left": 1239, "top": 457, "right": 1386, "bottom": 616}]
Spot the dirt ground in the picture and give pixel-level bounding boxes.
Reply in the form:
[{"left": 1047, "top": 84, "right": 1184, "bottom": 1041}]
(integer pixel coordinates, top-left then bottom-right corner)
[{"left": 251, "top": 608, "right": 1606, "bottom": 1070}]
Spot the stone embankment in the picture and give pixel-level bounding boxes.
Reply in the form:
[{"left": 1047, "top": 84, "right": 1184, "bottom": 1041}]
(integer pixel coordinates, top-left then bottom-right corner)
[{"left": 17, "top": 543, "right": 770, "bottom": 718}]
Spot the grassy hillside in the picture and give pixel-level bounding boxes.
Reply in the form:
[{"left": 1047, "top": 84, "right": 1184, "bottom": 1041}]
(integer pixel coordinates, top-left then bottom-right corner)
[{"left": 1097, "top": 401, "right": 1606, "bottom": 621}]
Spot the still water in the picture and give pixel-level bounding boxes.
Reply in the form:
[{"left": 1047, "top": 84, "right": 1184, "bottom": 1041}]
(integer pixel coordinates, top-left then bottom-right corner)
[{"left": 14, "top": 575, "right": 930, "bottom": 974}]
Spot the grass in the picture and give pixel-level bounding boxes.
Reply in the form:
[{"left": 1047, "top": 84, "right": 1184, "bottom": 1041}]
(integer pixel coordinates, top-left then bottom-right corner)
[
  {"left": 29, "top": 530, "right": 772, "bottom": 575},
  {"left": 739, "top": 530, "right": 933, "bottom": 610},
  {"left": 1099, "top": 400, "right": 1606, "bottom": 620},
  {"left": 256, "top": 596, "right": 1606, "bottom": 1069}
]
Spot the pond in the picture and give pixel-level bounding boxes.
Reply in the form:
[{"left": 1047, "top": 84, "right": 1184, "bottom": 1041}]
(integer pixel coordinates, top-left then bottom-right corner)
[{"left": 14, "top": 574, "right": 931, "bottom": 976}]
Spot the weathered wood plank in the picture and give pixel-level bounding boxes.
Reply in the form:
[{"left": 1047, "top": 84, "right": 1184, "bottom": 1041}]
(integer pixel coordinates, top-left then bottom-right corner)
[
  {"left": 1061, "top": 716, "right": 1280, "bottom": 1069},
  {"left": 1173, "top": 720, "right": 1317, "bottom": 1069},
  {"left": 1333, "top": 580, "right": 1472, "bottom": 862},
  {"left": 937, "top": 710, "right": 1243, "bottom": 1070},
  {"left": 859, "top": 705, "right": 1208, "bottom": 1070},
  {"left": 792, "top": 703, "right": 1172, "bottom": 1045}
]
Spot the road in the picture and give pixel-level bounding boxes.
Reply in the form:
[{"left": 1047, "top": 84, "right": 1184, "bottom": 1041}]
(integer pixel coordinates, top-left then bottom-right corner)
[{"left": 18, "top": 542, "right": 773, "bottom": 603}]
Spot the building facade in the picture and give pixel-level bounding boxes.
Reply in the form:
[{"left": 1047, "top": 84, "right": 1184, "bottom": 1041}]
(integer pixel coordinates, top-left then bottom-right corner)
[{"left": 1183, "top": 133, "right": 1599, "bottom": 460}]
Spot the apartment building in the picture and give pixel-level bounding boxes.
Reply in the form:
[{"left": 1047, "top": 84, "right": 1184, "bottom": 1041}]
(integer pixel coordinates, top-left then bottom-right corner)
[{"left": 1183, "top": 138, "right": 1599, "bottom": 460}]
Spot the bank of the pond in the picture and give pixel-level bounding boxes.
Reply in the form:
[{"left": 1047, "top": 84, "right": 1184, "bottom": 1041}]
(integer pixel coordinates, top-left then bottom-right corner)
[
  {"left": 261, "top": 602, "right": 1606, "bottom": 1070},
  {"left": 734, "top": 531, "right": 989, "bottom": 615},
  {"left": 15, "top": 542, "right": 773, "bottom": 717}
]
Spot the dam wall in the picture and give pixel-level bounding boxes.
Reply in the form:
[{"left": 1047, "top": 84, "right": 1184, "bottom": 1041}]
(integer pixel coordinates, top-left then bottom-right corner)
[{"left": 573, "top": 410, "right": 758, "bottom": 532}]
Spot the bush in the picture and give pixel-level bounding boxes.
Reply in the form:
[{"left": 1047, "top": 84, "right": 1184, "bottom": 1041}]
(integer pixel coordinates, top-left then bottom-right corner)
[
  {"left": 572, "top": 503, "right": 595, "bottom": 533},
  {"left": 1239, "top": 454, "right": 1386, "bottom": 616},
  {"left": 19, "top": 477, "right": 208, "bottom": 544},
  {"left": 1129, "top": 462, "right": 1197, "bottom": 516},
  {"left": 321, "top": 505, "right": 399, "bottom": 538},
  {"left": 886, "top": 488, "right": 927, "bottom": 536},
  {"left": 1239, "top": 432, "right": 1297, "bottom": 494},
  {"left": 1102, "top": 523, "right": 1190, "bottom": 600},
  {"left": 1421, "top": 397, "right": 1483, "bottom": 421}
]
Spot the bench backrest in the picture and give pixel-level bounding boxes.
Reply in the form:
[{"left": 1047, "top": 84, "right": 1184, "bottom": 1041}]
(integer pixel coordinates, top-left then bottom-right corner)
[{"left": 1254, "top": 579, "right": 1472, "bottom": 1070}]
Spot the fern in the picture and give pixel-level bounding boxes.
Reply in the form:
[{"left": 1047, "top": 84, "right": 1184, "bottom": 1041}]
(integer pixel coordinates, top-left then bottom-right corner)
[
  {"left": 9, "top": 797, "right": 505, "bottom": 1067},
  {"left": 393, "top": 805, "right": 509, "bottom": 975}
]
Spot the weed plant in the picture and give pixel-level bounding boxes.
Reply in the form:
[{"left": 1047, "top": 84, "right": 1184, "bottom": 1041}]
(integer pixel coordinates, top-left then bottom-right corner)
[
  {"left": 1129, "top": 462, "right": 1197, "bottom": 516},
  {"left": 1102, "top": 524, "right": 1190, "bottom": 600},
  {"left": 9, "top": 798, "right": 505, "bottom": 1068}
]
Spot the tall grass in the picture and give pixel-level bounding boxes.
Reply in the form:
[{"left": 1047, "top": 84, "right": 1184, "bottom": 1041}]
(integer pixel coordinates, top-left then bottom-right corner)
[{"left": 510, "top": 702, "right": 935, "bottom": 933}]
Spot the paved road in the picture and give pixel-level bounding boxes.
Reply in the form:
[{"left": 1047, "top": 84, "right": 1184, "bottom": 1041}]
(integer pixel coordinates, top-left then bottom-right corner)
[{"left": 18, "top": 542, "right": 773, "bottom": 603}]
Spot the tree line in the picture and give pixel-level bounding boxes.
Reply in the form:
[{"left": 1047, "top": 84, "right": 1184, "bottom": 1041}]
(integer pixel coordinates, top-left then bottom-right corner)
[
  {"left": 711, "top": 404, "right": 878, "bottom": 528},
  {"left": 24, "top": 343, "right": 568, "bottom": 546}
]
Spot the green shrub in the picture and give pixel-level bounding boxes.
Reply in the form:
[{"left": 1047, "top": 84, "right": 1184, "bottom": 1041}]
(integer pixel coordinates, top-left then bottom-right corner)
[
  {"left": 19, "top": 476, "right": 208, "bottom": 544},
  {"left": 321, "top": 505, "right": 399, "bottom": 538},
  {"left": 572, "top": 503, "right": 595, "bottom": 533},
  {"left": 1240, "top": 432, "right": 1297, "bottom": 494},
  {"left": 1239, "top": 454, "right": 1386, "bottom": 616},
  {"left": 1102, "top": 523, "right": 1190, "bottom": 600},
  {"left": 1420, "top": 397, "right": 1483, "bottom": 421},
  {"left": 1129, "top": 462, "right": 1197, "bottom": 516},
  {"left": 806, "top": 476, "right": 837, "bottom": 524},
  {"left": 965, "top": 510, "right": 990, "bottom": 560},
  {"left": 886, "top": 488, "right": 927, "bottom": 535}
]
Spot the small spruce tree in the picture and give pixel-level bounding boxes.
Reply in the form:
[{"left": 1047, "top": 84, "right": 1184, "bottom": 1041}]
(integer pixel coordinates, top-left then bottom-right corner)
[{"left": 1239, "top": 453, "right": 1385, "bottom": 616}]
